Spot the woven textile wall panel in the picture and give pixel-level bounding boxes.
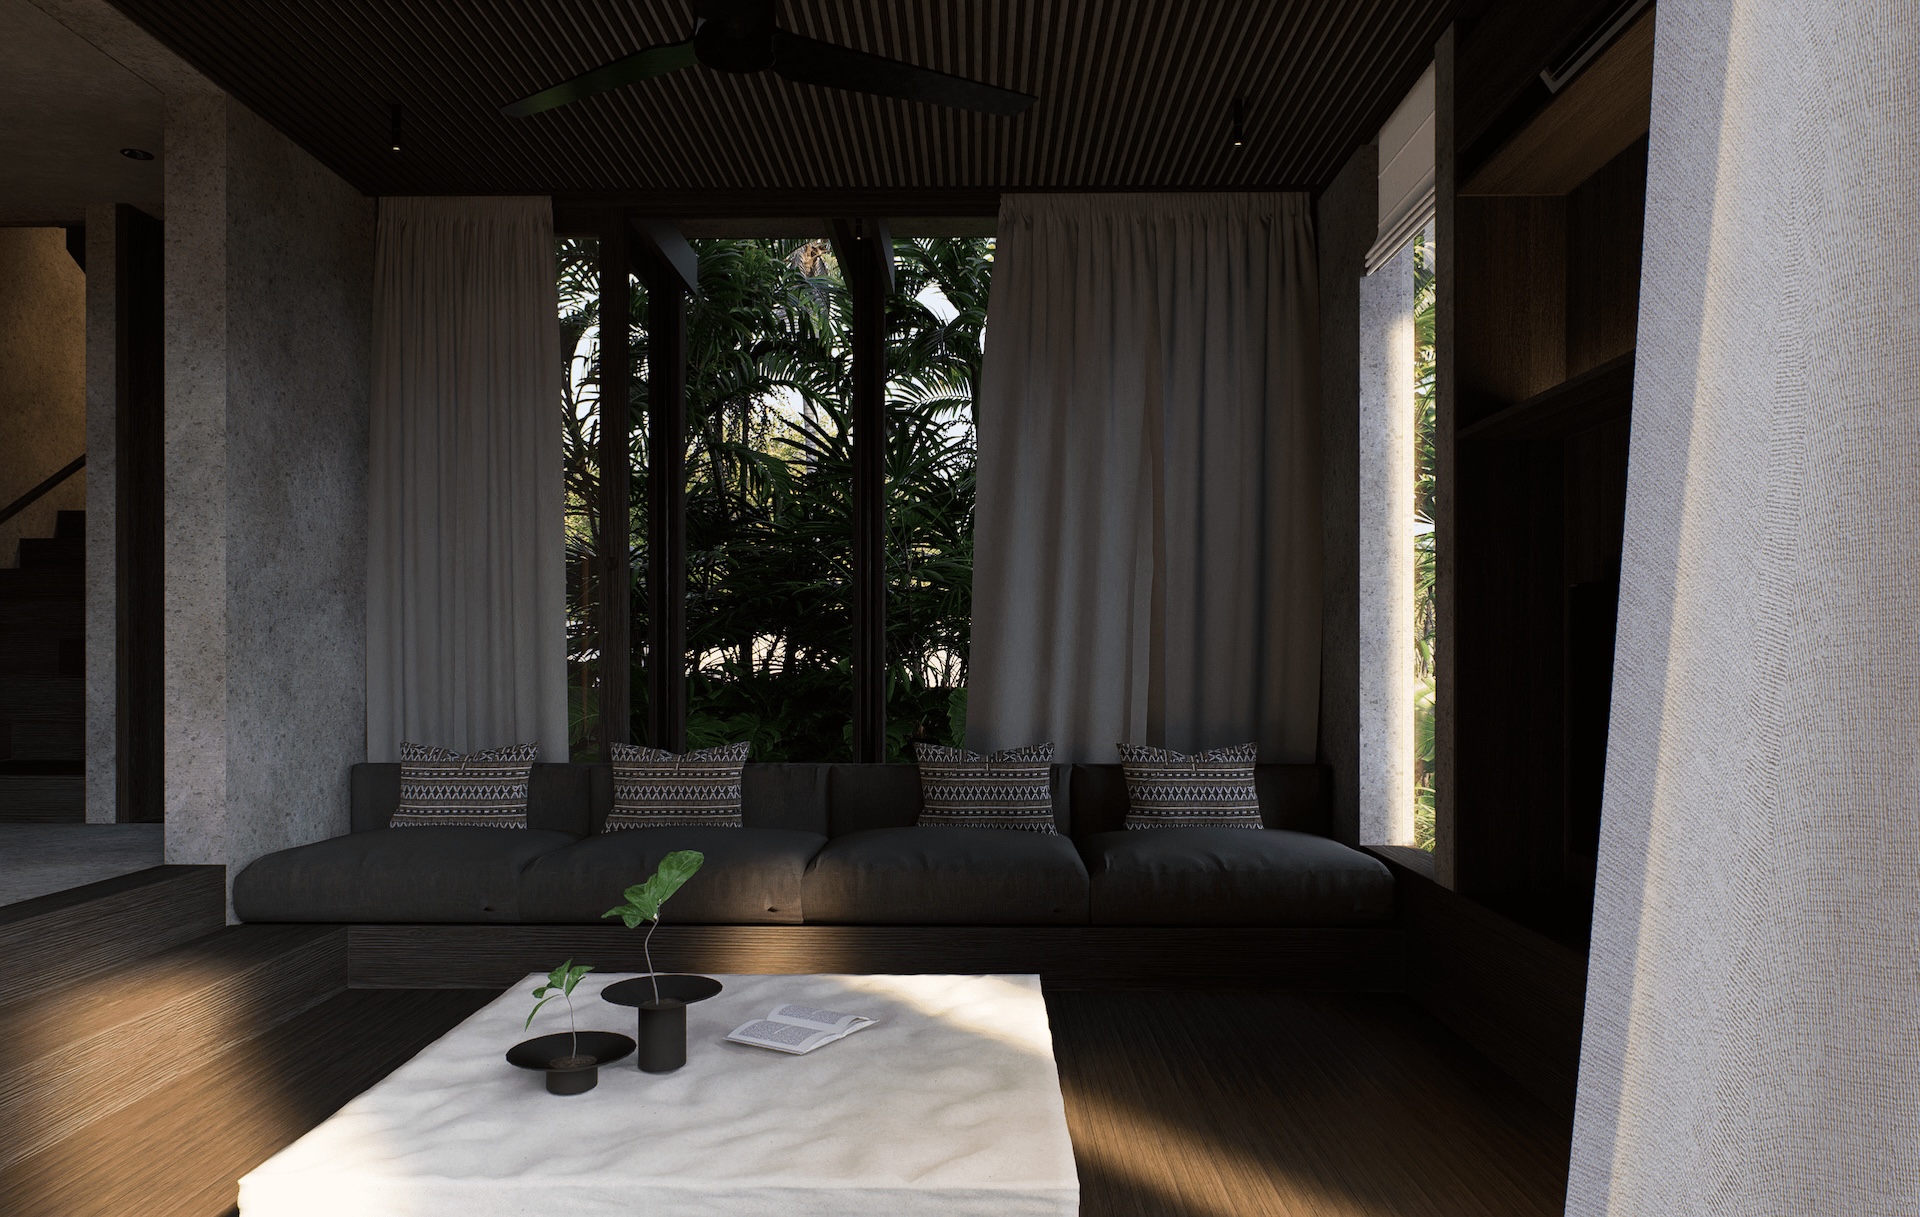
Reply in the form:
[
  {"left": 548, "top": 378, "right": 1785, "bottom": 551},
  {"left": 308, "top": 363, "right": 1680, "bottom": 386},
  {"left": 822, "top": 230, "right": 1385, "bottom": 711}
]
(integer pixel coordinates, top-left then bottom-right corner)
[{"left": 1567, "top": 2, "right": 1919, "bottom": 1212}]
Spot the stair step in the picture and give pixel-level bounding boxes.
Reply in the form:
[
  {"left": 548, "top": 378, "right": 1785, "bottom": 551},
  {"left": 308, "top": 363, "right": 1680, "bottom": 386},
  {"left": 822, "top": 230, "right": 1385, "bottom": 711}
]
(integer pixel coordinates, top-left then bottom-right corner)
[
  {"left": 18, "top": 537, "right": 82, "bottom": 571},
  {"left": 0, "top": 866, "right": 225, "bottom": 1000},
  {"left": 0, "top": 637, "right": 83, "bottom": 677},
  {"left": 0, "top": 924, "right": 346, "bottom": 1173},
  {"left": 0, "top": 677, "right": 81, "bottom": 718},
  {"left": 0, "top": 988, "right": 494, "bottom": 1217},
  {"left": 0, "top": 569, "right": 83, "bottom": 602},
  {"left": 0, "top": 775, "right": 84, "bottom": 822},
  {"left": 0, "top": 600, "right": 83, "bottom": 638},
  {"left": 53, "top": 510, "right": 84, "bottom": 541}
]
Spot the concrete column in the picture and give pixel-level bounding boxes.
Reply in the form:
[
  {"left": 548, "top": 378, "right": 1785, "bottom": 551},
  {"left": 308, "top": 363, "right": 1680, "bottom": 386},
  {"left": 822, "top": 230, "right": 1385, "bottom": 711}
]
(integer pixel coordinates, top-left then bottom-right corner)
[
  {"left": 1355, "top": 242, "right": 1415, "bottom": 846},
  {"left": 161, "top": 94, "right": 373, "bottom": 914},
  {"left": 83, "top": 205, "right": 117, "bottom": 823}
]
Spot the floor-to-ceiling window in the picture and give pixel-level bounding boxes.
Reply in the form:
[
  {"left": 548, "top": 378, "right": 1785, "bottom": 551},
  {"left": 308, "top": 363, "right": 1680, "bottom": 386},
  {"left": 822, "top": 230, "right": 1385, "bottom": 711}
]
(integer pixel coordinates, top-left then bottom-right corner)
[
  {"left": 562, "top": 222, "right": 993, "bottom": 761},
  {"left": 1411, "top": 225, "right": 1438, "bottom": 851}
]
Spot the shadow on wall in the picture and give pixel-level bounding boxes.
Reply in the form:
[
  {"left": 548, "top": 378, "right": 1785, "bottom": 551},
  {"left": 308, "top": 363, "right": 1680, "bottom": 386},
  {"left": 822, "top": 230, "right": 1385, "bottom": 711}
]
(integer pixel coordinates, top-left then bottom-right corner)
[{"left": 0, "top": 228, "right": 87, "bottom": 566}]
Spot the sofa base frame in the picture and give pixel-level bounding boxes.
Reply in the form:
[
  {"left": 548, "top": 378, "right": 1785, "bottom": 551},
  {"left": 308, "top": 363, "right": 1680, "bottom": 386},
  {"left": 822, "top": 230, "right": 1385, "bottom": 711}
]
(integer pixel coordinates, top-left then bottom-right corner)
[{"left": 346, "top": 924, "right": 1408, "bottom": 990}]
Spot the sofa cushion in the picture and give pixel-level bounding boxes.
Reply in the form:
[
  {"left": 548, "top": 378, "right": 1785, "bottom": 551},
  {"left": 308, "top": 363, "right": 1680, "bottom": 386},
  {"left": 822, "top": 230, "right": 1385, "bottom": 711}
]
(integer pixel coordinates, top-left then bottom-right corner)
[
  {"left": 803, "top": 827, "right": 1090, "bottom": 925},
  {"left": 830, "top": 763, "right": 1072, "bottom": 836},
  {"left": 391, "top": 742, "right": 538, "bottom": 828},
  {"left": 232, "top": 828, "right": 575, "bottom": 923},
  {"left": 584, "top": 763, "right": 830, "bottom": 835},
  {"left": 1070, "top": 763, "right": 1332, "bottom": 837},
  {"left": 914, "top": 743, "right": 1057, "bottom": 832},
  {"left": 1116, "top": 742, "right": 1263, "bottom": 830},
  {"left": 519, "top": 826, "right": 827, "bottom": 924},
  {"left": 354, "top": 763, "right": 592, "bottom": 836},
  {"left": 606, "top": 741, "right": 750, "bottom": 830},
  {"left": 1080, "top": 828, "right": 1393, "bottom": 926}
]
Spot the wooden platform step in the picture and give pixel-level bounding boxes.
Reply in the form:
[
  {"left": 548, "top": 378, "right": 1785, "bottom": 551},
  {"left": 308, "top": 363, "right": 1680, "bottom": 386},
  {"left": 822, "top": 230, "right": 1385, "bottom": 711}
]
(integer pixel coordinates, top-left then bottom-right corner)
[
  {"left": 0, "top": 775, "right": 83, "bottom": 822},
  {"left": 0, "top": 988, "right": 493, "bottom": 1217},
  {"left": 0, "top": 866, "right": 225, "bottom": 1000},
  {"left": 0, "top": 923, "right": 346, "bottom": 1173}
]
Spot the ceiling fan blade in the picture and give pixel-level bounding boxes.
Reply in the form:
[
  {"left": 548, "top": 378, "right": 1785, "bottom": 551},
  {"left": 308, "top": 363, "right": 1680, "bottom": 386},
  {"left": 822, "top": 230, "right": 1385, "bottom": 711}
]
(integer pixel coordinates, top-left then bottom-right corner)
[
  {"left": 503, "top": 39, "right": 699, "bottom": 118},
  {"left": 770, "top": 30, "right": 1035, "bottom": 116}
]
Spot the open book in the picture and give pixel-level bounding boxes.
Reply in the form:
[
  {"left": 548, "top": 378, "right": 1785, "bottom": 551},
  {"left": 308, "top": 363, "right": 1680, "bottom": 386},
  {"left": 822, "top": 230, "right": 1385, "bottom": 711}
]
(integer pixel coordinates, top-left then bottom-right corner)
[{"left": 725, "top": 1003, "right": 876, "bottom": 1055}]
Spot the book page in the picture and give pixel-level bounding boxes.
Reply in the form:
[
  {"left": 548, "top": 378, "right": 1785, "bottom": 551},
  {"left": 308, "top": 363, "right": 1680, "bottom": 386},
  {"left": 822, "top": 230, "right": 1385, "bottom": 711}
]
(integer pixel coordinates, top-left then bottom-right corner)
[
  {"left": 729, "top": 1019, "right": 827, "bottom": 1051},
  {"left": 768, "top": 1004, "right": 864, "bottom": 1031}
]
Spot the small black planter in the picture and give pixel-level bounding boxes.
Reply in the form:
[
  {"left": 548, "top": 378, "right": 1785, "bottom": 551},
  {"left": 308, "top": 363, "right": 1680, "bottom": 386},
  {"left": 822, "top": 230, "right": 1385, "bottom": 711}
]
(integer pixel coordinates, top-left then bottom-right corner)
[
  {"left": 506, "top": 1031, "right": 635, "bottom": 1095},
  {"left": 603, "top": 975, "right": 724, "bottom": 1074}
]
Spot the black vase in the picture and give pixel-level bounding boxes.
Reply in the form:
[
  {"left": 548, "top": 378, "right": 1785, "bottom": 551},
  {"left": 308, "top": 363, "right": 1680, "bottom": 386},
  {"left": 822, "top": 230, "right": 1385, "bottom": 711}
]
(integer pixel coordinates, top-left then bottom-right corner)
[
  {"left": 506, "top": 1031, "right": 636, "bottom": 1095},
  {"left": 601, "top": 975, "right": 724, "bottom": 1074},
  {"left": 637, "top": 999, "right": 688, "bottom": 1072}
]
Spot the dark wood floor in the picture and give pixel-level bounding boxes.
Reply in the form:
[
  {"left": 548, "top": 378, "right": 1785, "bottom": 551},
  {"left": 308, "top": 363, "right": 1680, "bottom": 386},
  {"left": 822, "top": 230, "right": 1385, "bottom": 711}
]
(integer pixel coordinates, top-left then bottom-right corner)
[
  {"left": 2, "top": 985, "right": 1567, "bottom": 1216},
  {"left": 1049, "top": 990, "right": 1571, "bottom": 1216}
]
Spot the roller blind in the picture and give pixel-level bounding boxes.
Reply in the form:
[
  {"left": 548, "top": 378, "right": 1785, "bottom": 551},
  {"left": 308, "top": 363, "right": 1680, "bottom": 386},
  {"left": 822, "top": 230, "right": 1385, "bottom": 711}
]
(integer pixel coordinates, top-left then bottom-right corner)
[{"left": 1365, "top": 64, "right": 1435, "bottom": 274}]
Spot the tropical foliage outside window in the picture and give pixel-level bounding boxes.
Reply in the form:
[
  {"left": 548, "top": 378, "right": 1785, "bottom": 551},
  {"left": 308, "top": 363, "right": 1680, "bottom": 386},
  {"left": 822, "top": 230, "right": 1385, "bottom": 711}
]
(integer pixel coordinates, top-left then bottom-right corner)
[
  {"left": 1412, "top": 228, "right": 1438, "bottom": 850},
  {"left": 559, "top": 234, "right": 991, "bottom": 763}
]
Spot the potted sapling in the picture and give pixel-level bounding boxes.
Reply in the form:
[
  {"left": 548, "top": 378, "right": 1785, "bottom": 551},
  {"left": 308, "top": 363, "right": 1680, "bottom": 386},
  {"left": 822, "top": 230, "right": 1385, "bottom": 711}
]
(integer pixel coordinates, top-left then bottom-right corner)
[
  {"left": 505, "top": 958, "right": 634, "bottom": 1094},
  {"left": 597, "top": 850, "right": 718, "bottom": 1072}
]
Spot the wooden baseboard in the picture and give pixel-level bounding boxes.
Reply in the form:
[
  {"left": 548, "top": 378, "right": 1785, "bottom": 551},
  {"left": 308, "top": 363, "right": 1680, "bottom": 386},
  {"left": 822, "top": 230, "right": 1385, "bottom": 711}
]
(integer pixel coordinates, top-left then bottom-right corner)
[{"left": 345, "top": 924, "right": 1409, "bottom": 991}]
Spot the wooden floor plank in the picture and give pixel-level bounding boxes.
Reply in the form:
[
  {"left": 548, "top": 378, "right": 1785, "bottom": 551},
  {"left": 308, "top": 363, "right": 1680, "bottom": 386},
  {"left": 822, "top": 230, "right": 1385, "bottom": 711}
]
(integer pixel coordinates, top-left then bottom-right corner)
[
  {"left": 0, "top": 988, "right": 495, "bottom": 1217},
  {"left": 1, "top": 987, "right": 1569, "bottom": 1216},
  {"left": 1048, "top": 991, "right": 1571, "bottom": 1216}
]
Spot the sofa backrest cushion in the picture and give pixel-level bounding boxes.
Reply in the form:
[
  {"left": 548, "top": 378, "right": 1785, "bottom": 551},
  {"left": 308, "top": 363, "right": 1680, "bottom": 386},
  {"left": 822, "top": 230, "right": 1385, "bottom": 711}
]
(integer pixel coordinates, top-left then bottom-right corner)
[
  {"left": 582, "top": 762, "right": 830, "bottom": 835},
  {"left": 351, "top": 762, "right": 591, "bottom": 836},
  {"left": 1069, "top": 762, "right": 1332, "bottom": 838},
  {"left": 827, "top": 763, "right": 1071, "bottom": 836}
]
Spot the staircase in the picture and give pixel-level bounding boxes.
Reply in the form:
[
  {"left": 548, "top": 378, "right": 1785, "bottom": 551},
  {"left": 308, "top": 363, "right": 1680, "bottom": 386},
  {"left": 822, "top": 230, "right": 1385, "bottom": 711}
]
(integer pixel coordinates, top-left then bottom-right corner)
[{"left": 0, "top": 509, "right": 85, "bottom": 823}]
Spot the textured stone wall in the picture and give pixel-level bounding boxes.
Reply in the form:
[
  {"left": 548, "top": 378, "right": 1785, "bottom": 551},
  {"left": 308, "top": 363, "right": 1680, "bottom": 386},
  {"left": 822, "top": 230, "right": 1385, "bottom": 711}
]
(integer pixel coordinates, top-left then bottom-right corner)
[
  {"left": 1356, "top": 241, "right": 1415, "bottom": 846},
  {"left": 0, "top": 228, "right": 87, "bottom": 569},
  {"left": 1568, "top": 1, "right": 1919, "bottom": 1211},
  {"left": 162, "top": 94, "right": 373, "bottom": 913},
  {"left": 83, "top": 205, "right": 116, "bottom": 822},
  {"left": 1314, "top": 146, "right": 1375, "bottom": 847}
]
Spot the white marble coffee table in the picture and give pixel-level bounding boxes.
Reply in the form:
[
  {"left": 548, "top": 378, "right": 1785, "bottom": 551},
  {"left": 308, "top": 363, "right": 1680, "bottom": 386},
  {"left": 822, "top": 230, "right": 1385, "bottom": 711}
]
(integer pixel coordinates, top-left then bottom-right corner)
[{"left": 239, "top": 973, "right": 1080, "bottom": 1217}]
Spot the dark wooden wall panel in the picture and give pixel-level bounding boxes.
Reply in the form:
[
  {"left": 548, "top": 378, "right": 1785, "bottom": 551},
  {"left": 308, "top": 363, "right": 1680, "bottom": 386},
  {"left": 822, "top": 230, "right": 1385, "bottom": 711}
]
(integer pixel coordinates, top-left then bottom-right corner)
[
  {"left": 1368, "top": 848, "right": 1589, "bottom": 1120},
  {"left": 1455, "top": 0, "right": 1621, "bottom": 172},
  {"left": 1456, "top": 196, "right": 1567, "bottom": 422},
  {"left": 1315, "top": 143, "right": 1378, "bottom": 848},
  {"left": 1565, "top": 135, "right": 1649, "bottom": 377},
  {"left": 114, "top": 205, "right": 164, "bottom": 824}
]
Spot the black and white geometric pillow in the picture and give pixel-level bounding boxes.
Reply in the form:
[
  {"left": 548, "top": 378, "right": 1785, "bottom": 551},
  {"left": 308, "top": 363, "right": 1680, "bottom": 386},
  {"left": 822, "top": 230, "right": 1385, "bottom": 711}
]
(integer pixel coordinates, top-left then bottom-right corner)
[
  {"left": 605, "top": 741, "right": 751, "bottom": 830},
  {"left": 914, "top": 742, "right": 1057, "bottom": 833},
  {"left": 390, "top": 742, "right": 538, "bottom": 829},
  {"left": 1117, "top": 742, "right": 1263, "bottom": 829}
]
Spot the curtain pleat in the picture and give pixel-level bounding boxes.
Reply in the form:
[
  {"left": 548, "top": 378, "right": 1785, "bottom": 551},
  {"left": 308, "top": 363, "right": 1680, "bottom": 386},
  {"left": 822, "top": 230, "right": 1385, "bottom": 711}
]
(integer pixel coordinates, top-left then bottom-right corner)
[
  {"left": 968, "top": 193, "right": 1321, "bottom": 763},
  {"left": 366, "top": 197, "right": 567, "bottom": 762}
]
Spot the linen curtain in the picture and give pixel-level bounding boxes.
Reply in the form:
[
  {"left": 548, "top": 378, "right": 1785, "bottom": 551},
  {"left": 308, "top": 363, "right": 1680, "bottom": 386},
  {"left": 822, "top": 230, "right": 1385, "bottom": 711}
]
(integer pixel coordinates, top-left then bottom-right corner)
[
  {"left": 366, "top": 197, "right": 568, "bottom": 762},
  {"left": 1568, "top": 3, "right": 1918, "bottom": 1213},
  {"left": 968, "top": 193, "right": 1321, "bottom": 763}
]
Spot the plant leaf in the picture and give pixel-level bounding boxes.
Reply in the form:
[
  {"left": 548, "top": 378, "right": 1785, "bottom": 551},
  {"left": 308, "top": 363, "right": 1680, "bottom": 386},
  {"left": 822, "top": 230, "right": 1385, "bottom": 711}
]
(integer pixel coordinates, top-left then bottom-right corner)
[
  {"left": 599, "top": 850, "right": 706, "bottom": 926},
  {"left": 526, "top": 992, "right": 558, "bottom": 1029}
]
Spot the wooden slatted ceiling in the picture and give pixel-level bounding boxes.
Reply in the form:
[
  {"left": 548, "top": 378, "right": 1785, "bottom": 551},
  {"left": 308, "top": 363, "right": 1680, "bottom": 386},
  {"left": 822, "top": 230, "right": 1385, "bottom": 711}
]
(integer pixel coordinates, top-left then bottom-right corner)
[{"left": 104, "top": 0, "right": 1455, "bottom": 199}]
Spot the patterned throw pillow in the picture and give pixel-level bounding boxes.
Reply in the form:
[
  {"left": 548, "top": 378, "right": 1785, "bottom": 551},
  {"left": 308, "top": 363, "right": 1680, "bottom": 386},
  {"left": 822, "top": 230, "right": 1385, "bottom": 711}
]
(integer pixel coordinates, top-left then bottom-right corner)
[
  {"left": 605, "top": 741, "right": 751, "bottom": 830},
  {"left": 1118, "top": 742, "right": 1263, "bottom": 829},
  {"left": 390, "top": 742, "right": 537, "bottom": 828},
  {"left": 914, "top": 742, "right": 1057, "bottom": 833}
]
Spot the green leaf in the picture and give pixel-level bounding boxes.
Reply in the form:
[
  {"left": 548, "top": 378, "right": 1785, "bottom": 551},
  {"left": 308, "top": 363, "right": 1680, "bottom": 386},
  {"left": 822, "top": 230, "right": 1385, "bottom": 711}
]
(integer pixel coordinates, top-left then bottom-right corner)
[
  {"left": 599, "top": 850, "right": 706, "bottom": 926},
  {"left": 525, "top": 992, "right": 558, "bottom": 1029}
]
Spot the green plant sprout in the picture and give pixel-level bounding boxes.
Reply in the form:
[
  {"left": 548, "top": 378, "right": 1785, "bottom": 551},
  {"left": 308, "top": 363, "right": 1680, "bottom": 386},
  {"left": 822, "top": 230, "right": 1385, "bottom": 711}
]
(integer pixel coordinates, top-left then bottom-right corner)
[
  {"left": 601, "top": 850, "right": 705, "bottom": 1004},
  {"left": 527, "top": 958, "right": 594, "bottom": 1064}
]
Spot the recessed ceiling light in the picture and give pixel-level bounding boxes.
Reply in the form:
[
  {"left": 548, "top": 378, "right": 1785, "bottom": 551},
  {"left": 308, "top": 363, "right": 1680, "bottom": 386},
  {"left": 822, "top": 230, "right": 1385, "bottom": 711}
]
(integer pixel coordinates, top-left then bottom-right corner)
[{"left": 120, "top": 147, "right": 154, "bottom": 161}]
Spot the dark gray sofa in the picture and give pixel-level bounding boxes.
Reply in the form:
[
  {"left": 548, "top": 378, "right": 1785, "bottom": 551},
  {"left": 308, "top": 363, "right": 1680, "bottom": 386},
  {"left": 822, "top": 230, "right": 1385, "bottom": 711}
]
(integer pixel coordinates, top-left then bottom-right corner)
[{"left": 232, "top": 761, "right": 1394, "bottom": 927}]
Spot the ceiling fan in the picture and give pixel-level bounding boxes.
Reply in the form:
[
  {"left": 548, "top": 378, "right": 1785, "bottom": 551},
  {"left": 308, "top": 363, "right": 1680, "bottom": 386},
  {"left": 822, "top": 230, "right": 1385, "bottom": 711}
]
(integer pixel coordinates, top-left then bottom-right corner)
[{"left": 503, "top": 0, "right": 1037, "bottom": 119}]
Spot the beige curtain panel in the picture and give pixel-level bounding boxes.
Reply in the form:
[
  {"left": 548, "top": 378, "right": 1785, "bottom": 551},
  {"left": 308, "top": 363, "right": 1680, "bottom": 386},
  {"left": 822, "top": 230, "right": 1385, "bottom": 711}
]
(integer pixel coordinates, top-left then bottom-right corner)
[
  {"left": 1569, "top": 3, "right": 1919, "bottom": 1213},
  {"left": 366, "top": 196, "right": 568, "bottom": 763},
  {"left": 968, "top": 192, "right": 1322, "bottom": 764}
]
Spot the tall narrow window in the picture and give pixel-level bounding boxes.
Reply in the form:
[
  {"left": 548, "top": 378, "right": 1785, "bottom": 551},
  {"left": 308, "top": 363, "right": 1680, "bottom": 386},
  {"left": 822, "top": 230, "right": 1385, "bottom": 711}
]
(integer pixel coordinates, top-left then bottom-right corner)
[
  {"left": 884, "top": 237, "right": 992, "bottom": 759},
  {"left": 557, "top": 237, "right": 602, "bottom": 758},
  {"left": 680, "top": 237, "right": 855, "bottom": 759},
  {"left": 1412, "top": 225, "right": 1438, "bottom": 851}
]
